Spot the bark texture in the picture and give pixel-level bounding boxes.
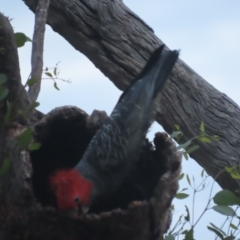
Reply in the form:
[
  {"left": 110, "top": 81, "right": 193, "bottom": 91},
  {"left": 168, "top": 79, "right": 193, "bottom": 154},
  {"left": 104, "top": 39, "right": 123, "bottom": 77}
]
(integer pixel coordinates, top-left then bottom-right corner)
[
  {"left": 0, "top": 14, "right": 30, "bottom": 124},
  {"left": 22, "top": 0, "right": 240, "bottom": 191},
  {"left": 0, "top": 13, "right": 181, "bottom": 240},
  {"left": 27, "top": 106, "right": 181, "bottom": 240},
  {"left": 0, "top": 107, "right": 182, "bottom": 240},
  {"left": 28, "top": 0, "right": 50, "bottom": 103}
]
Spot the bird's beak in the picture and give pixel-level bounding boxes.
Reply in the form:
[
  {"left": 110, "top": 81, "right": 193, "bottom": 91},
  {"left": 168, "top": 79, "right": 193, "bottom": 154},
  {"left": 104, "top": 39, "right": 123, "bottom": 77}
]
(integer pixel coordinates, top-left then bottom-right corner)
[
  {"left": 75, "top": 196, "right": 89, "bottom": 214},
  {"left": 81, "top": 206, "right": 89, "bottom": 214}
]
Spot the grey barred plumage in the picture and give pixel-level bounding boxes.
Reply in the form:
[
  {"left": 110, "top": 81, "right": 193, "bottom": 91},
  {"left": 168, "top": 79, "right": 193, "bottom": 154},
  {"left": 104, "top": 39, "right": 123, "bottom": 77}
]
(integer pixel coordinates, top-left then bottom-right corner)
[{"left": 73, "top": 45, "right": 179, "bottom": 205}]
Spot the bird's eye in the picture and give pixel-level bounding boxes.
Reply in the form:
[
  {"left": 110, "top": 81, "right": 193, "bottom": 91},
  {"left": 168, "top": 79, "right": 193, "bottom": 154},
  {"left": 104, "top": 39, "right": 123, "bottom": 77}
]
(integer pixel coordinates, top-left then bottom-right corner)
[{"left": 74, "top": 196, "right": 80, "bottom": 204}]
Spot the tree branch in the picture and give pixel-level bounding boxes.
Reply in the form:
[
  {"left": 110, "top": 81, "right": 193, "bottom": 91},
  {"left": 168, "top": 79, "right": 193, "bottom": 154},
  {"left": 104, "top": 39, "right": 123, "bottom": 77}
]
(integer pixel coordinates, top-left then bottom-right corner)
[
  {"left": 0, "top": 13, "right": 35, "bottom": 226},
  {"left": 22, "top": 0, "right": 240, "bottom": 192},
  {"left": 0, "top": 13, "right": 30, "bottom": 123},
  {"left": 28, "top": 0, "right": 50, "bottom": 103}
]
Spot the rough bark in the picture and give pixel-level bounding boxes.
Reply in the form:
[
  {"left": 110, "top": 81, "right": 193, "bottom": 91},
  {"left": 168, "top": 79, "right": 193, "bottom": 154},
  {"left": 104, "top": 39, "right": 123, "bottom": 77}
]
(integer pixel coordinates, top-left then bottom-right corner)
[
  {"left": 0, "top": 14, "right": 30, "bottom": 124},
  {"left": 0, "top": 112, "right": 182, "bottom": 240},
  {"left": 22, "top": 0, "right": 240, "bottom": 192},
  {"left": 27, "top": 106, "right": 181, "bottom": 240},
  {"left": 28, "top": 0, "right": 50, "bottom": 103},
  {"left": 0, "top": 106, "right": 182, "bottom": 240},
  {"left": 0, "top": 13, "right": 181, "bottom": 240},
  {"left": 0, "top": 12, "right": 35, "bottom": 236}
]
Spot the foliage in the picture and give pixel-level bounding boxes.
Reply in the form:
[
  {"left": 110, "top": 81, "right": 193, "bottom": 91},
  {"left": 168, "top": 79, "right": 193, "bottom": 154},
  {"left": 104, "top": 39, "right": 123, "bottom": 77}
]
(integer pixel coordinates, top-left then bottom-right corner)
[
  {"left": 42, "top": 62, "right": 71, "bottom": 90},
  {"left": 171, "top": 122, "right": 219, "bottom": 160},
  {"left": 165, "top": 124, "right": 240, "bottom": 240},
  {"left": 0, "top": 74, "right": 9, "bottom": 101},
  {"left": 14, "top": 32, "right": 31, "bottom": 48},
  {"left": 0, "top": 32, "right": 37, "bottom": 179},
  {"left": 0, "top": 158, "right": 11, "bottom": 177},
  {"left": 0, "top": 29, "right": 71, "bottom": 181}
]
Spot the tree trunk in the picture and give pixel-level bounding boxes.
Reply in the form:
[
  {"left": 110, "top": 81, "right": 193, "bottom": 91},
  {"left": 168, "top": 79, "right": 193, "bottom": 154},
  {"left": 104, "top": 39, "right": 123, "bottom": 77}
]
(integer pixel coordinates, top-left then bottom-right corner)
[
  {"left": 0, "top": 12, "right": 181, "bottom": 240},
  {"left": 22, "top": 0, "right": 240, "bottom": 192}
]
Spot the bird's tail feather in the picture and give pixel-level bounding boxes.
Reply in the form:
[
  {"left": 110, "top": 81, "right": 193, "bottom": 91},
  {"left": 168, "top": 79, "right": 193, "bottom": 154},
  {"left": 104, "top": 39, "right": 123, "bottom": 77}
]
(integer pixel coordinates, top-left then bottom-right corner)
[
  {"left": 118, "top": 45, "right": 179, "bottom": 104},
  {"left": 137, "top": 46, "right": 179, "bottom": 132},
  {"left": 113, "top": 45, "right": 179, "bottom": 133},
  {"left": 141, "top": 46, "right": 179, "bottom": 99}
]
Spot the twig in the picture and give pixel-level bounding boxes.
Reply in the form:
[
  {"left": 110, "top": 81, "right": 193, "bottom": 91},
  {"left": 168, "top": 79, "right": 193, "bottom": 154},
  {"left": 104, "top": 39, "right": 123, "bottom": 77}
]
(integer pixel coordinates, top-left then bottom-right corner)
[{"left": 193, "top": 169, "right": 225, "bottom": 228}]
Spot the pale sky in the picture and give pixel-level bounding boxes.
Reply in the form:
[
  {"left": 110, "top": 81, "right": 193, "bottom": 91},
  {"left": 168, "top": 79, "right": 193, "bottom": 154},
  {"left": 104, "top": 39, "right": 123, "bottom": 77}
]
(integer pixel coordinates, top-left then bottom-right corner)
[{"left": 2, "top": 0, "right": 240, "bottom": 239}]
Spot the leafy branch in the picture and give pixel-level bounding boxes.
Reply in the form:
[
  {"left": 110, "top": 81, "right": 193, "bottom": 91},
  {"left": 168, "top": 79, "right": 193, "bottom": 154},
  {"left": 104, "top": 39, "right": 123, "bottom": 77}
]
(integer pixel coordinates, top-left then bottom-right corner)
[{"left": 171, "top": 122, "right": 219, "bottom": 160}]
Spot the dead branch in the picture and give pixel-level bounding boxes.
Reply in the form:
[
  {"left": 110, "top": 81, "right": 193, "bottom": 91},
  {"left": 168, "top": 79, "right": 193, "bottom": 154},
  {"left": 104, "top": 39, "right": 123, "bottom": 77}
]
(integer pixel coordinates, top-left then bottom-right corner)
[
  {"left": 22, "top": 0, "right": 240, "bottom": 191},
  {"left": 28, "top": 0, "right": 50, "bottom": 103}
]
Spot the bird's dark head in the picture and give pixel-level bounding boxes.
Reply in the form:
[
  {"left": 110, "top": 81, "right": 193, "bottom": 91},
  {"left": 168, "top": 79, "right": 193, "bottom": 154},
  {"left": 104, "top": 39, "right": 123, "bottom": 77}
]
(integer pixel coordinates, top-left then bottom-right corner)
[{"left": 50, "top": 169, "right": 93, "bottom": 211}]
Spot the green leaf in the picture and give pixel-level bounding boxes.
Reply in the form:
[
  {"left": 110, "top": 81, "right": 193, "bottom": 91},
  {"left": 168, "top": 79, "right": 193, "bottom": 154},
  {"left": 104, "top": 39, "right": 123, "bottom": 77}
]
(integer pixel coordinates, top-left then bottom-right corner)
[
  {"left": 198, "top": 136, "right": 212, "bottom": 143},
  {"left": 201, "top": 169, "right": 205, "bottom": 177},
  {"left": 179, "top": 173, "right": 184, "bottom": 180},
  {"left": 175, "top": 124, "right": 180, "bottom": 131},
  {"left": 4, "top": 101, "right": 13, "bottom": 124},
  {"left": 186, "top": 174, "right": 191, "bottom": 186},
  {"left": 212, "top": 205, "right": 235, "bottom": 216},
  {"left": 184, "top": 205, "right": 190, "bottom": 222},
  {"left": 177, "top": 140, "right": 191, "bottom": 150},
  {"left": 213, "top": 190, "right": 240, "bottom": 206},
  {"left": 164, "top": 235, "right": 175, "bottom": 240},
  {"left": 0, "top": 85, "right": 9, "bottom": 101},
  {"left": 0, "top": 158, "right": 11, "bottom": 177},
  {"left": 230, "top": 223, "right": 238, "bottom": 230},
  {"left": 200, "top": 122, "right": 205, "bottom": 133},
  {"left": 27, "top": 77, "right": 38, "bottom": 87},
  {"left": 54, "top": 82, "right": 60, "bottom": 90},
  {"left": 230, "top": 171, "right": 240, "bottom": 180},
  {"left": 0, "top": 74, "right": 7, "bottom": 84},
  {"left": 45, "top": 72, "right": 53, "bottom": 78},
  {"left": 225, "top": 167, "right": 240, "bottom": 179},
  {"left": 225, "top": 167, "right": 233, "bottom": 173},
  {"left": 212, "top": 135, "right": 220, "bottom": 140},
  {"left": 17, "top": 128, "right": 33, "bottom": 148},
  {"left": 17, "top": 109, "right": 24, "bottom": 114},
  {"left": 182, "top": 228, "right": 194, "bottom": 240},
  {"left": 14, "top": 32, "right": 31, "bottom": 48},
  {"left": 28, "top": 142, "right": 41, "bottom": 151},
  {"left": 185, "top": 145, "right": 199, "bottom": 154},
  {"left": 207, "top": 226, "right": 224, "bottom": 239},
  {"left": 183, "top": 151, "right": 189, "bottom": 160},
  {"left": 28, "top": 101, "right": 40, "bottom": 110},
  {"left": 175, "top": 193, "right": 189, "bottom": 199},
  {"left": 209, "top": 222, "right": 226, "bottom": 236},
  {"left": 223, "top": 236, "right": 235, "bottom": 240},
  {"left": 54, "top": 68, "right": 57, "bottom": 76},
  {"left": 181, "top": 188, "right": 188, "bottom": 191},
  {"left": 170, "top": 131, "right": 182, "bottom": 139}
]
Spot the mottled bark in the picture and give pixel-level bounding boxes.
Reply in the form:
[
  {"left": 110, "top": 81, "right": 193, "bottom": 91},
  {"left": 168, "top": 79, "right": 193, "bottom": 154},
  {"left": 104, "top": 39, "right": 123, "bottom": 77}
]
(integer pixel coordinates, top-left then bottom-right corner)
[
  {"left": 0, "top": 12, "right": 35, "bottom": 237},
  {"left": 22, "top": 0, "right": 240, "bottom": 191},
  {"left": 27, "top": 106, "right": 181, "bottom": 240},
  {"left": 0, "top": 13, "right": 30, "bottom": 124},
  {"left": 28, "top": 0, "right": 50, "bottom": 103}
]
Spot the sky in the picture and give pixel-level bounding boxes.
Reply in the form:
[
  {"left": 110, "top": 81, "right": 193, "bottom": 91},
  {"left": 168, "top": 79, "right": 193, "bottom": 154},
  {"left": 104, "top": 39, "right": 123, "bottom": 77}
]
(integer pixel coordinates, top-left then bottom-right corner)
[{"left": 2, "top": 0, "right": 240, "bottom": 239}]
